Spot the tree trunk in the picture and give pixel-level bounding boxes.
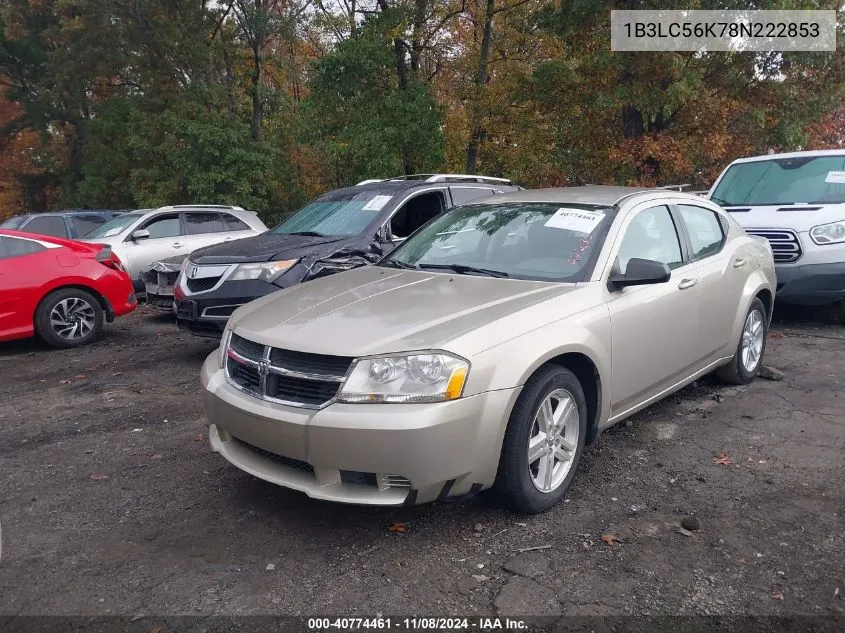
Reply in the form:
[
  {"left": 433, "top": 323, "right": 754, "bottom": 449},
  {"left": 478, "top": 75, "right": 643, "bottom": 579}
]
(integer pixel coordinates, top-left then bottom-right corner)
[
  {"left": 409, "top": 0, "right": 428, "bottom": 75},
  {"left": 251, "top": 41, "right": 263, "bottom": 140},
  {"left": 465, "top": 0, "right": 495, "bottom": 174}
]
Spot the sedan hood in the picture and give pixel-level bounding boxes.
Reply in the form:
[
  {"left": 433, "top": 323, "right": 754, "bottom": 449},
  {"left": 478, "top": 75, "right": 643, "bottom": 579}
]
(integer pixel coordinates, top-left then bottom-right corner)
[
  {"left": 230, "top": 265, "right": 579, "bottom": 357},
  {"left": 189, "top": 232, "right": 350, "bottom": 264},
  {"left": 720, "top": 202, "right": 845, "bottom": 232}
]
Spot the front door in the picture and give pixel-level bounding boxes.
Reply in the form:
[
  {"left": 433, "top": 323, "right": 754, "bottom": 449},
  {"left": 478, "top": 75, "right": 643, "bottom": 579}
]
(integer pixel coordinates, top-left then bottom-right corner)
[
  {"left": 121, "top": 212, "right": 185, "bottom": 279},
  {"left": 604, "top": 204, "right": 701, "bottom": 419}
]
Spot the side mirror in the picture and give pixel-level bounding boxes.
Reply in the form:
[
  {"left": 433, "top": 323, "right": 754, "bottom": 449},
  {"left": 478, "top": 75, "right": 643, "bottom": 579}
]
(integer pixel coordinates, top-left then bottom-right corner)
[
  {"left": 608, "top": 258, "right": 671, "bottom": 290},
  {"left": 131, "top": 229, "right": 151, "bottom": 241}
]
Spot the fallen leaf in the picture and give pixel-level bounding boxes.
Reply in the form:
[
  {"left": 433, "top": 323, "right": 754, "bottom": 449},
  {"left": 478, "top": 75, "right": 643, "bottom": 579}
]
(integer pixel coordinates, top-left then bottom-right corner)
[
  {"left": 151, "top": 454, "right": 163, "bottom": 460},
  {"left": 149, "top": 627, "right": 164, "bottom": 633},
  {"left": 194, "top": 434, "right": 204, "bottom": 441},
  {"left": 59, "top": 379, "right": 72, "bottom": 385},
  {"left": 600, "top": 533, "right": 624, "bottom": 546},
  {"left": 90, "top": 474, "right": 110, "bottom": 481},
  {"left": 771, "top": 589, "right": 785, "bottom": 600},
  {"left": 768, "top": 331, "right": 785, "bottom": 339},
  {"left": 713, "top": 453, "right": 733, "bottom": 466},
  {"left": 74, "top": 374, "right": 88, "bottom": 380},
  {"left": 388, "top": 522, "right": 407, "bottom": 533}
]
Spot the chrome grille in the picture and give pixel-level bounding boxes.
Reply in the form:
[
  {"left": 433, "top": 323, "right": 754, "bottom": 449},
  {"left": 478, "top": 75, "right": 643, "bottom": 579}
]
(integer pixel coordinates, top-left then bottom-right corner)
[
  {"left": 225, "top": 333, "right": 354, "bottom": 408},
  {"left": 745, "top": 228, "right": 802, "bottom": 263}
]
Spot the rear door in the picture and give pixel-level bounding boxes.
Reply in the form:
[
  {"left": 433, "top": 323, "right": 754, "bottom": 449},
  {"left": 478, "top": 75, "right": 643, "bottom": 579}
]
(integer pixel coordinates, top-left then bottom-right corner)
[
  {"left": 20, "top": 215, "right": 69, "bottom": 239},
  {"left": 674, "top": 202, "right": 745, "bottom": 362},
  {"left": 184, "top": 212, "right": 233, "bottom": 252},
  {"left": 448, "top": 186, "right": 499, "bottom": 206}
]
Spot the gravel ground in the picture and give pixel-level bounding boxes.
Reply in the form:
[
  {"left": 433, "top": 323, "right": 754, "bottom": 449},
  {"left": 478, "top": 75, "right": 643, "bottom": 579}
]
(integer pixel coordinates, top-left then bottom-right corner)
[{"left": 0, "top": 304, "right": 843, "bottom": 620}]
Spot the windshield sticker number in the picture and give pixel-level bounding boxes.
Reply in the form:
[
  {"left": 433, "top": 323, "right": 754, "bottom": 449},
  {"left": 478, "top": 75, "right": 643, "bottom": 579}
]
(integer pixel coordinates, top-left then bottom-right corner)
[
  {"left": 545, "top": 208, "right": 605, "bottom": 234},
  {"left": 361, "top": 195, "right": 393, "bottom": 211},
  {"left": 825, "top": 171, "right": 845, "bottom": 184}
]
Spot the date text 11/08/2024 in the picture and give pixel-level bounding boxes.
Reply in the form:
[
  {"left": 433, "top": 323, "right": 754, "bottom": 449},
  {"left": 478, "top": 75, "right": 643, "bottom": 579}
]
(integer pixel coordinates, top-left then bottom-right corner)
[{"left": 307, "top": 617, "right": 529, "bottom": 631}]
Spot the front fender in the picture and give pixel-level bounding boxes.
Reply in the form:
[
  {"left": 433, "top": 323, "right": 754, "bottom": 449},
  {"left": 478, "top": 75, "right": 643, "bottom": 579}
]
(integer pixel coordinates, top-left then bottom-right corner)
[{"left": 464, "top": 303, "right": 612, "bottom": 428}]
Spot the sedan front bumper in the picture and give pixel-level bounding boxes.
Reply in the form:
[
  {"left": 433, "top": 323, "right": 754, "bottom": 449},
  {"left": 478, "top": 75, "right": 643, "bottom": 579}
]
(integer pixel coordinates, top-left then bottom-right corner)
[{"left": 201, "top": 351, "right": 520, "bottom": 506}]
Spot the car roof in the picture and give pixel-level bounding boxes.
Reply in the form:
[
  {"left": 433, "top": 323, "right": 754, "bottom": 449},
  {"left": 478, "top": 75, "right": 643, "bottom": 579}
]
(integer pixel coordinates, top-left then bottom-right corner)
[
  {"left": 7, "top": 210, "right": 128, "bottom": 219},
  {"left": 727, "top": 149, "right": 845, "bottom": 164},
  {"left": 483, "top": 185, "right": 677, "bottom": 207}
]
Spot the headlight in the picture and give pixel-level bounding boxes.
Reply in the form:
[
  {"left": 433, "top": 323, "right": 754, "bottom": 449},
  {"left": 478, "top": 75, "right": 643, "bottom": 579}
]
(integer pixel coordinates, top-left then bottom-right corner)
[
  {"left": 229, "top": 260, "right": 297, "bottom": 283},
  {"left": 218, "top": 327, "right": 233, "bottom": 368},
  {"left": 810, "top": 220, "right": 845, "bottom": 245},
  {"left": 338, "top": 352, "right": 469, "bottom": 404}
]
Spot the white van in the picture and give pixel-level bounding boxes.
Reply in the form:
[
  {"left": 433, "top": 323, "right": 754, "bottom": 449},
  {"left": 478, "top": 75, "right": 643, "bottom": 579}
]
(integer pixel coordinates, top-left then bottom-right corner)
[{"left": 708, "top": 150, "right": 845, "bottom": 321}]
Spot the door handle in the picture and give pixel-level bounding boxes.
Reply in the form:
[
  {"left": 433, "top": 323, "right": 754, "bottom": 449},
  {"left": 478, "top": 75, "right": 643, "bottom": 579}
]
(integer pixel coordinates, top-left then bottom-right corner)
[
  {"left": 733, "top": 257, "right": 747, "bottom": 268},
  {"left": 172, "top": 241, "right": 184, "bottom": 248},
  {"left": 678, "top": 278, "right": 698, "bottom": 290}
]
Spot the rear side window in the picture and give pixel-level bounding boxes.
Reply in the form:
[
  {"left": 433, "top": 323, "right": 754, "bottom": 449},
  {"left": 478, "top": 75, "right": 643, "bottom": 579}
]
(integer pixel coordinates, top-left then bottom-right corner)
[
  {"left": 678, "top": 205, "right": 725, "bottom": 261},
  {"left": 0, "top": 236, "right": 46, "bottom": 259},
  {"left": 450, "top": 187, "right": 496, "bottom": 205},
  {"left": 186, "top": 212, "right": 226, "bottom": 235},
  {"left": 141, "top": 214, "right": 182, "bottom": 238},
  {"left": 23, "top": 215, "right": 68, "bottom": 238},
  {"left": 221, "top": 213, "right": 250, "bottom": 231},
  {"left": 0, "top": 216, "right": 27, "bottom": 229},
  {"left": 71, "top": 215, "right": 107, "bottom": 237}
]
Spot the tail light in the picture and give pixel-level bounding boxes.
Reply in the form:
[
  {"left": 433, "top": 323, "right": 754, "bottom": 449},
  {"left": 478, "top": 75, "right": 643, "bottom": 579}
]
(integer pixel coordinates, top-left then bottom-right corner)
[{"left": 95, "top": 245, "right": 125, "bottom": 272}]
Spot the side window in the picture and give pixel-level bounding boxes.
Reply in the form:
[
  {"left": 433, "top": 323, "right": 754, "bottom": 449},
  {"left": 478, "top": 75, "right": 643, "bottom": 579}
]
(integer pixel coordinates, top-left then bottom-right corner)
[
  {"left": 450, "top": 187, "right": 495, "bottom": 206},
  {"left": 72, "top": 215, "right": 106, "bottom": 237},
  {"left": 141, "top": 213, "right": 182, "bottom": 238},
  {"left": 185, "top": 212, "right": 226, "bottom": 235},
  {"left": 389, "top": 191, "right": 446, "bottom": 239},
  {"left": 0, "top": 236, "right": 46, "bottom": 259},
  {"left": 221, "top": 213, "right": 250, "bottom": 231},
  {"left": 23, "top": 215, "right": 68, "bottom": 238},
  {"left": 678, "top": 205, "right": 725, "bottom": 261},
  {"left": 616, "top": 205, "right": 683, "bottom": 274}
]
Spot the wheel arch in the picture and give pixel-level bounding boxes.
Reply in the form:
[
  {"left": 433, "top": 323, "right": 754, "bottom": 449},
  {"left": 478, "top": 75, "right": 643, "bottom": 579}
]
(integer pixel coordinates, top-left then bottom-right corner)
[
  {"left": 541, "top": 352, "right": 603, "bottom": 445},
  {"left": 34, "top": 283, "right": 113, "bottom": 328}
]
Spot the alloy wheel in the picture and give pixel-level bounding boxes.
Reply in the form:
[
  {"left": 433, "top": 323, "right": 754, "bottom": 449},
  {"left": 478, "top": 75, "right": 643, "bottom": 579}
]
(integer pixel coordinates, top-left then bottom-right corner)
[
  {"left": 527, "top": 388, "right": 580, "bottom": 493},
  {"left": 49, "top": 297, "right": 96, "bottom": 341},
  {"left": 741, "top": 309, "right": 765, "bottom": 373}
]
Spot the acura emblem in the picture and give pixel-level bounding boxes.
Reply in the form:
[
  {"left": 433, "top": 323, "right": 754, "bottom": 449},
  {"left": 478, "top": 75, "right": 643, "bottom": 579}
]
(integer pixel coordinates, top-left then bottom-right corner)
[{"left": 189, "top": 266, "right": 200, "bottom": 279}]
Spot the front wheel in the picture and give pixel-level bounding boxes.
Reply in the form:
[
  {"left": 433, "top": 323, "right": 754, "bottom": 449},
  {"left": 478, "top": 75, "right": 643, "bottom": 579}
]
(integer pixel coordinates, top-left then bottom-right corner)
[
  {"left": 716, "top": 297, "right": 767, "bottom": 385},
  {"left": 35, "top": 288, "right": 104, "bottom": 348},
  {"left": 495, "top": 365, "right": 588, "bottom": 513}
]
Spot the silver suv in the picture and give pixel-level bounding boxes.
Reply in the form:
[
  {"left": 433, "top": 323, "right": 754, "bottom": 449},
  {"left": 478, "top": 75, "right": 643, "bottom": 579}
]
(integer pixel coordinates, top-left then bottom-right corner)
[{"left": 82, "top": 205, "right": 267, "bottom": 290}]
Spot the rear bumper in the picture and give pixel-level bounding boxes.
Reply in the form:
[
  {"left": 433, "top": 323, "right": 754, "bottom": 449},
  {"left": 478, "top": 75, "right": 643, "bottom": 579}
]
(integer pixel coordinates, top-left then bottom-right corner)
[
  {"left": 775, "top": 262, "right": 845, "bottom": 305},
  {"left": 201, "top": 352, "right": 519, "bottom": 506}
]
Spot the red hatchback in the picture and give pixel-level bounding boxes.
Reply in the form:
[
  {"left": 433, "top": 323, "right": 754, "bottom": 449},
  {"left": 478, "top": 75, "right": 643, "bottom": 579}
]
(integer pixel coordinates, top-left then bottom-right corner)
[{"left": 0, "top": 229, "right": 137, "bottom": 348}]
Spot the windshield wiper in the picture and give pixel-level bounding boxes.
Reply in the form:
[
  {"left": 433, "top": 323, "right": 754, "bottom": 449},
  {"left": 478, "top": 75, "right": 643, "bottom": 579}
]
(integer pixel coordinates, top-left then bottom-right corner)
[
  {"left": 418, "top": 263, "right": 509, "bottom": 278},
  {"left": 380, "top": 259, "right": 419, "bottom": 270},
  {"left": 287, "top": 231, "right": 326, "bottom": 237}
]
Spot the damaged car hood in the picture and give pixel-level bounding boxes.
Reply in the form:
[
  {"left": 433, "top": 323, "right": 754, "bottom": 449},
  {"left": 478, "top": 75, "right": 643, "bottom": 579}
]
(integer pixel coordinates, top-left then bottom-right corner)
[
  {"left": 229, "top": 265, "right": 582, "bottom": 357},
  {"left": 188, "top": 232, "right": 354, "bottom": 264}
]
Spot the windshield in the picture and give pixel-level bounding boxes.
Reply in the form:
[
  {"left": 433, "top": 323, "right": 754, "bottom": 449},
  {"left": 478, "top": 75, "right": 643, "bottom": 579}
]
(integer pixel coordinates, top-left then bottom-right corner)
[
  {"left": 0, "top": 216, "right": 27, "bottom": 229},
  {"left": 272, "top": 189, "right": 396, "bottom": 237},
  {"left": 711, "top": 155, "right": 845, "bottom": 206},
  {"left": 84, "top": 213, "right": 142, "bottom": 238},
  {"left": 381, "top": 202, "right": 614, "bottom": 282}
]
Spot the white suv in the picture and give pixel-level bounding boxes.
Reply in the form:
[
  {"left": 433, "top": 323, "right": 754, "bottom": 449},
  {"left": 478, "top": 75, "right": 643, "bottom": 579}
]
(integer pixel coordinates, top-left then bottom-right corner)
[
  {"left": 82, "top": 205, "right": 267, "bottom": 291},
  {"left": 708, "top": 150, "right": 845, "bottom": 320}
]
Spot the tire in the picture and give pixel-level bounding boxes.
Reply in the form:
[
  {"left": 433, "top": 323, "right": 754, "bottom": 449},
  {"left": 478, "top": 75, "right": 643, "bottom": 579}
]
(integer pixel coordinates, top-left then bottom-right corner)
[
  {"left": 715, "top": 297, "right": 767, "bottom": 385},
  {"left": 35, "top": 288, "right": 104, "bottom": 349},
  {"left": 495, "top": 365, "right": 588, "bottom": 514}
]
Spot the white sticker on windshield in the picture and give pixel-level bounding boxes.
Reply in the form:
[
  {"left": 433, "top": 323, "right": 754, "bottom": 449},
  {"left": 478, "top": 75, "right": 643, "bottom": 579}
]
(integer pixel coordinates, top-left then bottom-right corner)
[
  {"left": 361, "top": 195, "right": 393, "bottom": 211},
  {"left": 825, "top": 170, "right": 845, "bottom": 184},
  {"left": 544, "top": 208, "right": 605, "bottom": 233},
  {"left": 103, "top": 228, "right": 123, "bottom": 237}
]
